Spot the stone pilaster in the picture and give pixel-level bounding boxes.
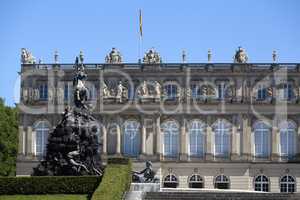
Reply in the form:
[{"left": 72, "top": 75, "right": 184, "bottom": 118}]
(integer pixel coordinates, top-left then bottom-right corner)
[
  {"left": 141, "top": 117, "right": 147, "bottom": 155},
  {"left": 26, "top": 126, "right": 33, "bottom": 156},
  {"left": 180, "top": 119, "right": 188, "bottom": 161},
  {"left": 116, "top": 123, "right": 121, "bottom": 155},
  {"left": 271, "top": 127, "right": 280, "bottom": 161},
  {"left": 18, "top": 126, "right": 25, "bottom": 155},
  {"left": 101, "top": 122, "right": 107, "bottom": 155},
  {"left": 241, "top": 116, "right": 251, "bottom": 160},
  {"left": 155, "top": 115, "right": 162, "bottom": 160},
  {"left": 205, "top": 126, "right": 213, "bottom": 160},
  {"left": 231, "top": 125, "right": 240, "bottom": 160}
]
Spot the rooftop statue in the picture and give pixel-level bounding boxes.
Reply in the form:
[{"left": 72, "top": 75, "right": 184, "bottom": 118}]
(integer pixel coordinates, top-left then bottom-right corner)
[
  {"left": 105, "top": 47, "right": 122, "bottom": 64},
  {"left": 21, "top": 48, "right": 36, "bottom": 64},
  {"left": 234, "top": 47, "right": 248, "bottom": 63},
  {"left": 143, "top": 48, "right": 161, "bottom": 64}
]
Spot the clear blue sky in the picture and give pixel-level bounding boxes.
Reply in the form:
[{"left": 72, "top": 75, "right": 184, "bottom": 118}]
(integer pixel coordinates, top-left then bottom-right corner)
[{"left": 0, "top": 0, "right": 299, "bottom": 106}]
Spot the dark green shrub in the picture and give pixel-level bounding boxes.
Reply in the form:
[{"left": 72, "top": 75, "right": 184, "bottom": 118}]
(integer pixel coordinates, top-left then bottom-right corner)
[
  {"left": 91, "top": 159, "right": 132, "bottom": 200},
  {"left": 0, "top": 176, "right": 101, "bottom": 195}
]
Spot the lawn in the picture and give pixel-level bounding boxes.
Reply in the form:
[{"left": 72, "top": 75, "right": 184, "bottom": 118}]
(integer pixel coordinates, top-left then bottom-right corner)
[{"left": 0, "top": 194, "right": 89, "bottom": 200}]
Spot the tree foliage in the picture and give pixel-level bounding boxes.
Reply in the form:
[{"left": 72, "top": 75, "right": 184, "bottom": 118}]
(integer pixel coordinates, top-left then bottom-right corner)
[{"left": 0, "top": 98, "right": 18, "bottom": 176}]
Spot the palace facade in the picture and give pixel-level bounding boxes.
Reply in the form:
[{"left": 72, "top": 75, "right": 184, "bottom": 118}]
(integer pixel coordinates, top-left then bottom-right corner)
[{"left": 17, "top": 48, "right": 300, "bottom": 193}]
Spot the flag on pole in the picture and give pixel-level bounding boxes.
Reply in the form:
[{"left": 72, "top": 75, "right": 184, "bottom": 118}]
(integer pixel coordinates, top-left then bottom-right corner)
[{"left": 139, "top": 9, "right": 143, "bottom": 37}]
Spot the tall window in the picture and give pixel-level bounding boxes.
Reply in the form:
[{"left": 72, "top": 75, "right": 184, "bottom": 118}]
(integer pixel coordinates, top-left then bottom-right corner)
[
  {"left": 279, "top": 121, "right": 296, "bottom": 158},
  {"left": 161, "top": 121, "right": 179, "bottom": 157},
  {"left": 280, "top": 175, "right": 296, "bottom": 193},
  {"left": 254, "top": 121, "right": 270, "bottom": 158},
  {"left": 191, "top": 84, "right": 201, "bottom": 99},
  {"left": 64, "top": 83, "right": 69, "bottom": 101},
  {"left": 214, "top": 175, "right": 230, "bottom": 189},
  {"left": 189, "top": 120, "right": 205, "bottom": 157},
  {"left": 189, "top": 174, "right": 204, "bottom": 188},
  {"left": 257, "top": 85, "right": 267, "bottom": 100},
  {"left": 35, "top": 121, "right": 50, "bottom": 156},
  {"left": 218, "top": 83, "right": 225, "bottom": 100},
  {"left": 163, "top": 174, "right": 178, "bottom": 188},
  {"left": 123, "top": 121, "right": 140, "bottom": 157},
  {"left": 283, "top": 83, "right": 294, "bottom": 101},
  {"left": 164, "top": 84, "right": 178, "bottom": 100},
  {"left": 254, "top": 175, "right": 269, "bottom": 192},
  {"left": 213, "top": 119, "right": 231, "bottom": 157},
  {"left": 39, "top": 83, "right": 48, "bottom": 100}
]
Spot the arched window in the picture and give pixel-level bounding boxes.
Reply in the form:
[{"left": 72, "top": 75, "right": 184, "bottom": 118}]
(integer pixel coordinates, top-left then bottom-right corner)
[
  {"left": 164, "top": 84, "right": 178, "bottom": 100},
  {"left": 279, "top": 121, "right": 296, "bottom": 158},
  {"left": 189, "top": 174, "right": 204, "bottom": 188},
  {"left": 163, "top": 174, "right": 178, "bottom": 188},
  {"left": 254, "top": 121, "right": 271, "bottom": 158},
  {"left": 280, "top": 175, "right": 296, "bottom": 193},
  {"left": 214, "top": 175, "right": 230, "bottom": 189},
  {"left": 35, "top": 121, "right": 50, "bottom": 156},
  {"left": 213, "top": 119, "right": 231, "bottom": 157},
  {"left": 123, "top": 120, "right": 140, "bottom": 157},
  {"left": 161, "top": 121, "right": 179, "bottom": 157},
  {"left": 189, "top": 120, "right": 205, "bottom": 157},
  {"left": 254, "top": 175, "right": 269, "bottom": 192}
]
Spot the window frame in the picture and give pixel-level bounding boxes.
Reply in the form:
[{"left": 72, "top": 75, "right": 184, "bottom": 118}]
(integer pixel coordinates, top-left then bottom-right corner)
[
  {"left": 254, "top": 174, "right": 270, "bottom": 192},
  {"left": 280, "top": 175, "right": 296, "bottom": 193},
  {"left": 34, "top": 121, "right": 50, "bottom": 156},
  {"left": 214, "top": 174, "right": 230, "bottom": 189},
  {"left": 188, "top": 120, "right": 206, "bottom": 158},
  {"left": 161, "top": 120, "right": 180, "bottom": 158},
  {"left": 122, "top": 120, "right": 141, "bottom": 157}
]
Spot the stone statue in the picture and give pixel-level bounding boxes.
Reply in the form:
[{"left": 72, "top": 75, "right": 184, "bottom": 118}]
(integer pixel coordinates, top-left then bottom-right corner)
[
  {"left": 143, "top": 48, "right": 161, "bottom": 64},
  {"left": 73, "top": 56, "right": 89, "bottom": 108},
  {"left": 54, "top": 50, "right": 59, "bottom": 64},
  {"left": 182, "top": 50, "right": 186, "bottom": 63},
  {"left": 21, "top": 48, "right": 36, "bottom": 64},
  {"left": 33, "top": 88, "right": 40, "bottom": 101},
  {"left": 132, "top": 161, "right": 159, "bottom": 183},
  {"left": 116, "top": 81, "right": 127, "bottom": 102},
  {"left": 57, "top": 87, "right": 64, "bottom": 104},
  {"left": 272, "top": 50, "right": 277, "bottom": 63},
  {"left": 234, "top": 47, "right": 248, "bottom": 63},
  {"left": 22, "top": 88, "right": 29, "bottom": 103},
  {"left": 138, "top": 80, "right": 149, "bottom": 97},
  {"left": 208, "top": 49, "right": 212, "bottom": 62},
  {"left": 154, "top": 81, "right": 161, "bottom": 98},
  {"left": 105, "top": 48, "right": 122, "bottom": 64},
  {"left": 102, "top": 82, "right": 111, "bottom": 98},
  {"left": 79, "top": 50, "right": 84, "bottom": 64},
  {"left": 48, "top": 87, "right": 54, "bottom": 103}
]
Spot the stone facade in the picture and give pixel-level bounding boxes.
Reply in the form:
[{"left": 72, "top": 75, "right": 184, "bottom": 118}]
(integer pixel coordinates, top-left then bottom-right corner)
[{"left": 17, "top": 60, "right": 300, "bottom": 193}]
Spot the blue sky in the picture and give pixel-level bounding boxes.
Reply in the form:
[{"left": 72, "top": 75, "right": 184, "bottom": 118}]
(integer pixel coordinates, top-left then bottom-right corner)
[{"left": 0, "top": 0, "right": 299, "bottom": 106}]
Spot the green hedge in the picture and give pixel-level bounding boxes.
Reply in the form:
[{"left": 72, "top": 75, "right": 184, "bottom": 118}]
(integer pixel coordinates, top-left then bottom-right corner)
[
  {"left": 0, "top": 176, "right": 101, "bottom": 195},
  {"left": 91, "top": 159, "right": 132, "bottom": 200}
]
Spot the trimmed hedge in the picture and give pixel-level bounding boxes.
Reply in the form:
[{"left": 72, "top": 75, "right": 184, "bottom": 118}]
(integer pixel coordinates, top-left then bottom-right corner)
[
  {"left": 0, "top": 176, "right": 101, "bottom": 195},
  {"left": 91, "top": 158, "right": 132, "bottom": 200}
]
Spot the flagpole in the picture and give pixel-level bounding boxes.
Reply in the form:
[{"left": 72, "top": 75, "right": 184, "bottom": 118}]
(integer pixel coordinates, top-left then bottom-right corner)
[{"left": 138, "top": 9, "right": 143, "bottom": 63}]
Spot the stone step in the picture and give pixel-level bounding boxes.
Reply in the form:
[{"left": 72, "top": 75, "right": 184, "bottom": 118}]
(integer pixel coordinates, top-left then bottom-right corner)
[{"left": 144, "top": 192, "right": 300, "bottom": 200}]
